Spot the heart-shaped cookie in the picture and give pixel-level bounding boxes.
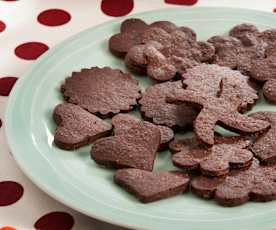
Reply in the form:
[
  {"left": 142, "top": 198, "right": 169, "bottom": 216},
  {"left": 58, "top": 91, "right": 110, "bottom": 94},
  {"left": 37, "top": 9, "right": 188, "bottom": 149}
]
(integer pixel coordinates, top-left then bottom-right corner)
[
  {"left": 112, "top": 113, "right": 174, "bottom": 151},
  {"left": 114, "top": 168, "right": 190, "bottom": 203},
  {"left": 53, "top": 103, "right": 112, "bottom": 150},
  {"left": 91, "top": 121, "right": 160, "bottom": 171}
]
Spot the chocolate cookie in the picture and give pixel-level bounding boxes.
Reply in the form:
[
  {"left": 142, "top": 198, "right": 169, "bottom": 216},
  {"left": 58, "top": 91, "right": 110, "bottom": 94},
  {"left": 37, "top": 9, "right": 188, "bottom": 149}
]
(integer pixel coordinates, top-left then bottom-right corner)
[
  {"left": 61, "top": 67, "right": 141, "bottom": 117},
  {"left": 126, "top": 28, "right": 214, "bottom": 81},
  {"left": 109, "top": 18, "right": 148, "bottom": 57},
  {"left": 112, "top": 113, "right": 174, "bottom": 151},
  {"left": 53, "top": 103, "right": 112, "bottom": 150},
  {"left": 250, "top": 112, "right": 276, "bottom": 164},
  {"left": 182, "top": 64, "right": 258, "bottom": 111},
  {"left": 139, "top": 81, "right": 198, "bottom": 128},
  {"left": 167, "top": 78, "right": 270, "bottom": 145},
  {"left": 262, "top": 28, "right": 276, "bottom": 56},
  {"left": 169, "top": 135, "right": 251, "bottom": 153},
  {"left": 91, "top": 121, "right": 160, "bottom": 171},
  {"left": 109, "top": 18, "right": 194, "bottom": 58},
  {"left": 229, "top": 23, "right": 260, "bottom": 46},
  {"left": 249, "top": 55, "right": 276, "bottom": 103},
  {"left": 208, "top": 34, "right": 266, "bottom": 74},
  {"left": 172, "top": 137, "right": 253, "bottom": 176},
  {"left": 263, "top": 79, "right": 276, "bottom": 103},
  {"left": 169, "top": 136, "right": 201, "bottom": 154},
  {"left": 114, "top": 168, "right": 190, "bottom": 203},
  {"left": 191, "top": 159, "right": 276, "bottom": 206}
]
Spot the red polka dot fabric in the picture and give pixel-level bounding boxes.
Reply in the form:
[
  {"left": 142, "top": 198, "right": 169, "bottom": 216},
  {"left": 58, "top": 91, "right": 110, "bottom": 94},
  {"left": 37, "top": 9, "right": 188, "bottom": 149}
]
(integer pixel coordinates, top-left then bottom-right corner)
[
  {"left": 0, "top": 20, "right": 6, "bottom": 32},
  {"left": 15, "top": 42, "right": 49, "bottom": 60},
  {"left": 34, "top": 212, "right": 74, "bottom": 230},
  {"left": 0, "top": 1, "right": 275, "bottom": 229},
  {"left": 101, "top": 0, "right": 134, "bottom": 17},
  {"left": 38, "top": 9, "right": 71, "bottom": 26},
  {"left": 0, "top": 77, "right": 18, "bottom": 96},
  {"left": 0, "top": 181, "right": 23, "bottom": 206},
  {"left": 165, "top": 0, "right": 198, "bottom": 5}
]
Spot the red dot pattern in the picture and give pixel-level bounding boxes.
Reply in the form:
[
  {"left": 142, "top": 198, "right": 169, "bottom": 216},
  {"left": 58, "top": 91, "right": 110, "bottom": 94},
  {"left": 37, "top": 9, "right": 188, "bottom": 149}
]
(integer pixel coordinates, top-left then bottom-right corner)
[
  {"left": 0, "top": 21, "right": 6, "bottom": 32},
  {"left": 101, "top": 0, "right": 134, "bottom": 17},
  {"left": 0, "top": 181, "right": 24, "bottom": 206},
  {"left": 3, "top": 0, "right": 276, "bottom": 228},
  {"left": 34, "top": 212, "right": 74, "bottom": 230},
  {"left": 15, "top": 42, "right": 49, "bottom": 60},
  {"left": 165, "top": 0, "right": 198, "bottom": 5},
  {"left": 38, "top": 9, "right": 71, "bottom": 27},
  {"left": 0, "top": 77, "right": 18, "bottom": 96},
  {"left": 0, "top": 227, "right": 17, "bottom": 230}
]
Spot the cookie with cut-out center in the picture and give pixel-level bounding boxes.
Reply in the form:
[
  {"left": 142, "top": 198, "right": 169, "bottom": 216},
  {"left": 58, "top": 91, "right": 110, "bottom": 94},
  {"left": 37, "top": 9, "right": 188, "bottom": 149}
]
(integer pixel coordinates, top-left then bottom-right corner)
[
  {"left": 61, "top": 67, "right": 141, "bottom": 117},
  {"left": 53, "top": 103, "right": 112, "bottom": 150},
  {"left": 139, "top": 81, "right": 198, "bottom": 128},
  {"left": 112, "top": 113, "right": 174, "bottom": 151},
  {"left": 191, "top": 159, "right": 276, "bottom": 206},
  {"left": 91, "top": 121, "right": 160, "bottom": 171},
  {"left": 114, "top": 168, "right": 190, "bottom": 203}
]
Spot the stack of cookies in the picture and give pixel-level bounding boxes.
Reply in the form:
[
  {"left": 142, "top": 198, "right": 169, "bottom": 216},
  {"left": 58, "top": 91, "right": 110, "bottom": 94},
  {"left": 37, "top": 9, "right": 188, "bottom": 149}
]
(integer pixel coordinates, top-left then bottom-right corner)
[{"left": 52, "top": 19, "right": 276, "bottom": 206}]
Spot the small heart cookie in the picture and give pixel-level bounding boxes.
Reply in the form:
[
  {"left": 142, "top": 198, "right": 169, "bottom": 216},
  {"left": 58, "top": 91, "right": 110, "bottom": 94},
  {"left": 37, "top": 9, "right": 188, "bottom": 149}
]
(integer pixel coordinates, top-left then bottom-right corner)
[
  {"left": 53, "top": 103, "right": 112, "bottom": 150},
  {"left": 91, "top": 121, "right": 160, "bottom": 171},
  {"left": 114, "top": 168, "right": 190, "bottom": 203},
  {"left": 112, "top": 113, "right": 174, "bottom": 151}
]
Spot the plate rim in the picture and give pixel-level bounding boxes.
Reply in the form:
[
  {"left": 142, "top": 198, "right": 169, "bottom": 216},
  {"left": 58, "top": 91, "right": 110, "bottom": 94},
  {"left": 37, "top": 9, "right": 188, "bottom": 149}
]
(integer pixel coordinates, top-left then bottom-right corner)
[{"left": 5, "top": 6, "right": 276, "bottom": 230}]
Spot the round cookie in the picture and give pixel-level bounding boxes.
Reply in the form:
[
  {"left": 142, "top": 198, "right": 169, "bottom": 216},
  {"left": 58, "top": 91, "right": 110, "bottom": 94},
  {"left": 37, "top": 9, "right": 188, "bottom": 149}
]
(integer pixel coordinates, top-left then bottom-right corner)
[
  {"left": 139, "top": 81, "right": 198, "bottom": 128},
  {"left": 61, "top": 67, "right": 141, "bottom": 117}
]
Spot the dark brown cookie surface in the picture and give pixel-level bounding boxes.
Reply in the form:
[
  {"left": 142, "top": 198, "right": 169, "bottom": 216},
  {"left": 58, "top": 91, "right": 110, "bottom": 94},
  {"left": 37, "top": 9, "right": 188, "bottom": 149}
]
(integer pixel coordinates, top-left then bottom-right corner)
[
  {"left": 112, "top": 113, "right": 174, "bottom": 151},
  {"left": 61, "top": 67, "right": 140, "bottom": 117},
  {"left": 229, "top": 23, "right": 260, "bottom": 46},
  {"left": 172, "top": 138, "right": 252, "bottom": 176},
  {"left": 191, "top": 159, "right": 276, "bottom": 206},
  {"left": 167, "top": 77, "right": 269, "bottom": 145},
  {"left": 169, "top": 135, "right": 250, "bottom": 153},
  {"left": 53, "top": 103, "right": 112, "bottom": 150},
  {"left": 249, "top": 54, "right": 276, "bottom": 103},
  {"left": 182, "top": 64, "right": 258, "bottom": 110},
  {"left": 139, "top": 81, "right": 198, "bottom": 128},
  {"left": 172, "top": 144, "right": 253, "bottom": 176},
  {"left": 126, "top": 27, "right": 214, "bottom": 81},
  {"left": 208, "top": 33, "right": 266, "bottom": 74},
  {"left": 109, "top": 18, "right": 148, "bottom": 57},
  {"left": 114, "top": 168, "right": 190, "bottom": 203},
  {"left": 263, "top": 79, "right": 276, "bottom": 103},
  {"left": 250, "top": 112, "right": 276, "bottom": 164},
  {"left": 91, "top": 121, "right": 160, "bottom": 171}
]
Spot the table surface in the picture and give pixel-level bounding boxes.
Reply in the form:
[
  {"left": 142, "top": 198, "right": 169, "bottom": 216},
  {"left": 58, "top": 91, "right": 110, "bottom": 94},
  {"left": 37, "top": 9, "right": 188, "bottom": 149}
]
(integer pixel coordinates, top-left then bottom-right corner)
[{"left": 1, "top": 0, "right": 276, "bottom": 229}]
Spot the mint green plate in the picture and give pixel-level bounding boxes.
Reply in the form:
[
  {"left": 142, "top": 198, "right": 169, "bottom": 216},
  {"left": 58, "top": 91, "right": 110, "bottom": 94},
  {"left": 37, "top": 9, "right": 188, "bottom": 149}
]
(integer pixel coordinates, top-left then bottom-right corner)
[{"left": 6, "top": 7, "right": 276, "bottom": 230}]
